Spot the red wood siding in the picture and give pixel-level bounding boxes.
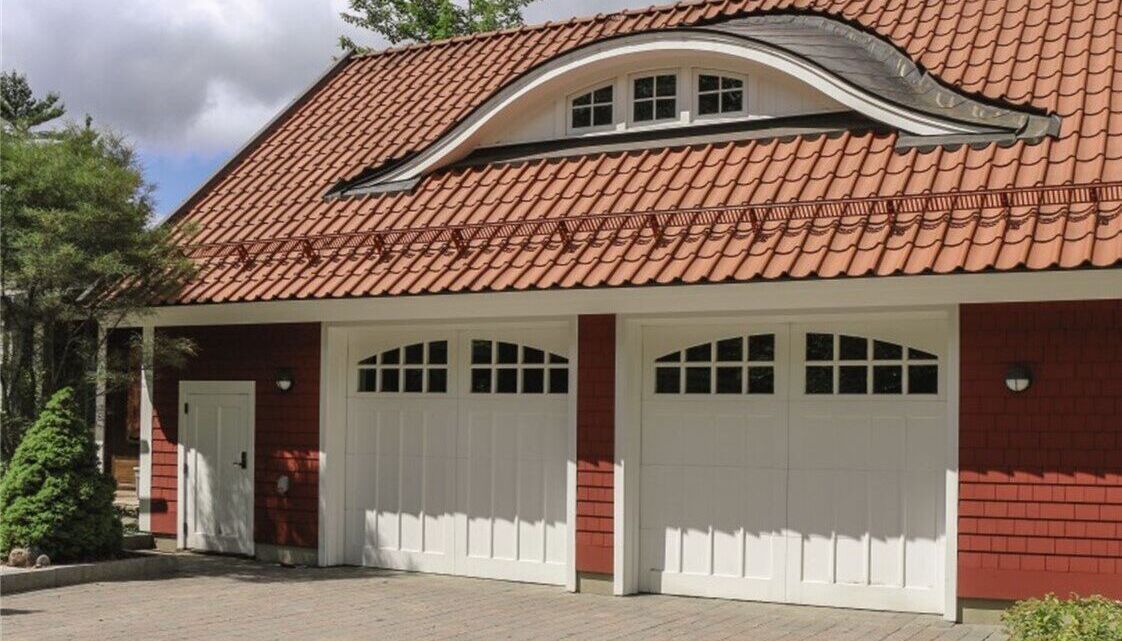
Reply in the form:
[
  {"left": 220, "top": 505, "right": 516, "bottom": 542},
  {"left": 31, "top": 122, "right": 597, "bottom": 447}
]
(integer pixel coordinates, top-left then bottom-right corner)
[
  {"left": 577, "top": 315, "right": 615, "bottom": 574},
  {"left": 150, "top": 323, "right": 321, "bottom": 549},
  {"left": 959, "top": 300, "right": 1122, "bottom": 600}
]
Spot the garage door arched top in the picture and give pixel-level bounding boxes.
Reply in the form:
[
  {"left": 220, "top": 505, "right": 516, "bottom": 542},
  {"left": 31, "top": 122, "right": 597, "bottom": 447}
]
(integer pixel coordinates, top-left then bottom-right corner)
[{"left": 469, "top": 339, "right": 569, "bottom": 395}]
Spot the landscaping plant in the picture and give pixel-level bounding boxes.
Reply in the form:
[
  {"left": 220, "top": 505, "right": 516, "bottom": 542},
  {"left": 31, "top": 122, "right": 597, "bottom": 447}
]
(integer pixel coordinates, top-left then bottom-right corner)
[
  {"left": 1002, "top": 593, "right": 1122, "bottom": 641},
  {"left": 0, "top": 388, "right": 122, "bottom": 562}
]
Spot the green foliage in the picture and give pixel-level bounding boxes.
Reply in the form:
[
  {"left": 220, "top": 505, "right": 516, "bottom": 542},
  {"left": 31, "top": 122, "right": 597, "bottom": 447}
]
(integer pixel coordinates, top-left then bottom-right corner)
[
  {"left": 0, "top": 388, "right": 122, "bottom": 562},
  {"left": 339, "top": 0, "right": 531, "bottom": 48},
  {"left": 1002, "top": 594, "right": 1122, "bottom": 641},
  {"left": 0, "top": 71, "right": 65, "bottom": 133},
  {"left": 0, "top": 73, "right": 196, "bottom": 461}
]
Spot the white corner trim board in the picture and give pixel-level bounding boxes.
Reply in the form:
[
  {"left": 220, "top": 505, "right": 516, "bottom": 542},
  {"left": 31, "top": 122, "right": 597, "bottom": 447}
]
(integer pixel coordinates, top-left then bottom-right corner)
[{"left": 375, "top": 30, "right": 986, "bottom": 185}]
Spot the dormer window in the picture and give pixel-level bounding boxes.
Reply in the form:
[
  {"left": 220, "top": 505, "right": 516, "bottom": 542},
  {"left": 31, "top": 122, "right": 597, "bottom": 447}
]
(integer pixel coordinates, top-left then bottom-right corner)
[
  {"left": 632, "top": 73, "right": 677, "bottom": 123},
  {"left": 696, "top": 72, "right": 745, "bottom": 116},
  {"left": 570, "top": 85, "right": 614, "bottom": 130}
]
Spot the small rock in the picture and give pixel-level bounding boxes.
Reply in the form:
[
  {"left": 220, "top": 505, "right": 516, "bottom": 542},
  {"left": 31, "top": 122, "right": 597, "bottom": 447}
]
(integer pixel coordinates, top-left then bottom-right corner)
[
  {"left": 7, "top": 548, "right": 31, "bottom": 567},
  {"left": 35, "top": 554, "right": 51, "bottom": 568}
]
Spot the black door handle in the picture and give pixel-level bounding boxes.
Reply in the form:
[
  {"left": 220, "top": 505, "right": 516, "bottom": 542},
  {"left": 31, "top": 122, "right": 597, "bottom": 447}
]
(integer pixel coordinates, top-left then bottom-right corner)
[{"left": 233, "top": 451, "right": 247, "bottom": 469}]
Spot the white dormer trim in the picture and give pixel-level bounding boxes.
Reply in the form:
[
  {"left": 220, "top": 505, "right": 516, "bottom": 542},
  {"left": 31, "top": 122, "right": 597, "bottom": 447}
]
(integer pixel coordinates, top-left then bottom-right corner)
[{"left": 374, "top": 30, "right": 990, "bottom": 186}]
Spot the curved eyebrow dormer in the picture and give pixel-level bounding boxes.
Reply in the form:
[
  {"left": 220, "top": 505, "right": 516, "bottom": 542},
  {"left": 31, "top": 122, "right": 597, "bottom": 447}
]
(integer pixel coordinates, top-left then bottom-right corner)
[{"left": 334, "top": 14, "right": 1059, "bottom": 197}]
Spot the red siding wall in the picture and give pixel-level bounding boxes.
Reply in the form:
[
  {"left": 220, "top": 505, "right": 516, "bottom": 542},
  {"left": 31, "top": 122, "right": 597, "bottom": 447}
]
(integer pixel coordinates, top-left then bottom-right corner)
[
  {"left": 151, "top": 323, "right": 321, "bottom": 549},
  {"left": 959, "top": 300, "right": 1122, "bottom": 600},
  {"left": 576, "top": 315, "right": 615, "bottom": 574}
]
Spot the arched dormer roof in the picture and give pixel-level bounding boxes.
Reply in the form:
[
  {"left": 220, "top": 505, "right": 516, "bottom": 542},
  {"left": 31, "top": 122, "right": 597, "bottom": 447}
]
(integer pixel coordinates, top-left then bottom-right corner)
[{"left": 334, "top": 14, "right": 1058, "bottom": 196}]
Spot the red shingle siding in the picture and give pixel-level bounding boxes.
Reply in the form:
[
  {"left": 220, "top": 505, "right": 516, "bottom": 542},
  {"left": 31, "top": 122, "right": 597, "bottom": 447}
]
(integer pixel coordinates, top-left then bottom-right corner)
[
  {"left": 959, "top": 300, "right": 1122, "bottom": 600},
  {"left": 577, "top": 315, "right": 615, "bottom": 574},
  {"left": 151, "top": 323, "right": 321, "bottom": 549}
]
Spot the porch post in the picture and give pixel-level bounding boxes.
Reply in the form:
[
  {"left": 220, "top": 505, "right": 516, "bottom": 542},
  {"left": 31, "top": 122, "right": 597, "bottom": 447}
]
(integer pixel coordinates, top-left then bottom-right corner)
[{"left": 137, "top": 324, "right": 154, "bottom": 533}]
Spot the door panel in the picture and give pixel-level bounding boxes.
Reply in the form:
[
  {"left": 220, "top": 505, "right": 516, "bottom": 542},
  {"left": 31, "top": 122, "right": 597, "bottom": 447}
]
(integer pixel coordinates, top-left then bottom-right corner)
[
  {"left": 183, "top": 384, "right": 253, "bottom": 556},
  {"left": 639, "top": 319, "right": 947, "bottom": 614},
  {"left": 344, "top": 326, "right": 570, "bottom": 585}
]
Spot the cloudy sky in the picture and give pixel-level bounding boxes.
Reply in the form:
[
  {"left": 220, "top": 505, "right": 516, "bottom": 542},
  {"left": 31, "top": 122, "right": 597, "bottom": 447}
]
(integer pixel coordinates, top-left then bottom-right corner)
[{"left": 2, "top": 0, "right": 643, "bottom": 217}]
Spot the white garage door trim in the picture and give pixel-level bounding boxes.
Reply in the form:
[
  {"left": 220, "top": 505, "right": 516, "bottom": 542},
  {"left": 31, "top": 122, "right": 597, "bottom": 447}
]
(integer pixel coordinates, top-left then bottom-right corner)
[
  {"left": 328, "top": 321, "right": 574, "bottom": 586},
  {"left": 615, "top": 309, "right": 958, "bottom": 618}
]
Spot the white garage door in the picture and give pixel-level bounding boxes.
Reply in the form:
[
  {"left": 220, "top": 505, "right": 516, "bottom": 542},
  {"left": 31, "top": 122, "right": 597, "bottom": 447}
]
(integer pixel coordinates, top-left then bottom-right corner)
[
  {"left": 640, "top": 320, "right": 947, "bottom": 613},
  {"left": 344, "top": 326, "right": 570, "bottom": 585}
]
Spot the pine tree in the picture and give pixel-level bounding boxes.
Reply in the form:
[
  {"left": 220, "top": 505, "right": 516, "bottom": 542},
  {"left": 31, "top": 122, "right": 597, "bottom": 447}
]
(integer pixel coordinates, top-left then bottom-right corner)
[{"left": 0, "top": 388, "right": 122, "bottom": 562}]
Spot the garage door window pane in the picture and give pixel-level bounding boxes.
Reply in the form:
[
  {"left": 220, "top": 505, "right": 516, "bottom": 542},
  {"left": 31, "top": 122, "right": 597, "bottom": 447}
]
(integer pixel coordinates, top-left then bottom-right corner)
[
  {"left": 382, "top": 348, "right": 401, "bottom": 365},
  {"left": 873, "top": 340, "right": 902, "bottom": 360},
  {"left": 806, "top": 366, "right": 833, "bottom": 394},
  {"left": 497, "top": 342, "right": 519, "bottom": 364},
  {"left": 381, "top": 368, "right": 400, "bottom": 392},
  {"left": 748, "top": 366, "right": 774, "bottom": 394},
  {"left": 656, "top": 367, "right": 680, "bottom": 393},
  {"left": 471, "top": 368, "right": 491, "bottom": 393},
  {"left": 685, "top": 367, "right": 711, "bottom": 393},
  {"left": 523, "top": 346, "right": 545, "bottom": 364},
  {"left": 839, "top": 365, "right": 867, "bottom": 394},
  {"left": 656, "top": 351, "right": 680, "bottom": 363},
  {"left": 873, "top": 365, "right": 903, "bottom": 394},
  {"left": 358, "top": 369, "right": 377, "bottom": 392},
  {"left": 686, "top": 343, "right": 711, "bottom": 361},
  {"left": 496, "top": 368, "right": 518, "bottom": 393},
  {"left": 806, "top": 333, "right": 833, "bottom": 361},
  {"left": 428, "top": 369, "right": 448, "bottom": 393},
  {"left": 472, "top": 340, "right": 492, "bottom": 364},
  {"left": 404, "top": 343, "right": 424, "bottom": 364},
  {"left": 522, "top": 368, "right": 544, "bottom": 393},
  {"left": 428, "top": 341, "right": 448, "bottom": 364},
  {"left": 550, "top": 368, "right": 569, "bottom": 393},
  {"left": 716, "top": 337, "right": 742, "bottom": 362},
  {"left": 404, "top": 368, "right": 423, "bottom": 392},
  {"left": 908, "top": 365, "right": 938, "bottom": 394},
  {"left": 748, "top": 334, "right": 774, "bottom": 361},
  {"left": 839, "top": 335, "right": 867, "bottom": 361},
  {"left": 716, "top": 366, "right": 742, "bottom": 393}
]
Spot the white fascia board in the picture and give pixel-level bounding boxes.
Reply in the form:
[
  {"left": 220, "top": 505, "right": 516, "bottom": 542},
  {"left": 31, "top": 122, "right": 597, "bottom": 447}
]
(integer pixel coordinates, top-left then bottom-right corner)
[
  {"left": 135, "top": 269, "right": 1121, "bottom": 328},
  {"left": 379, "top": 31, "right": 982, "bottom": 184}
]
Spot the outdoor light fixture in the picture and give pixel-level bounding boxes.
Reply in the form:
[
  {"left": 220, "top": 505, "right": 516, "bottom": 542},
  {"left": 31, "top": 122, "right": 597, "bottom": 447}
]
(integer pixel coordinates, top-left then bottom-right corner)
[
  {"left": 1004, "top": 363, "right": 1033, "bottom": 393},
  {"left": 275, "top": 368, "right": 295, "bottom": 393}
]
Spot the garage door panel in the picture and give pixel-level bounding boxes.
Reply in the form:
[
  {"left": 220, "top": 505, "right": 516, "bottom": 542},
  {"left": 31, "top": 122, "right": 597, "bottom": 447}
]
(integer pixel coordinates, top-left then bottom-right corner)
[{"left": 641, "top": 320, "right": 946, "bottom": 613}]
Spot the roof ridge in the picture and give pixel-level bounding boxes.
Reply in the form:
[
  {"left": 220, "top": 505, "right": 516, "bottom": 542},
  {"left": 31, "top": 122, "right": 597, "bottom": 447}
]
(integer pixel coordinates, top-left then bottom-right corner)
[{"left": 349, "top": 0, "right": 725, "bottom": 59}]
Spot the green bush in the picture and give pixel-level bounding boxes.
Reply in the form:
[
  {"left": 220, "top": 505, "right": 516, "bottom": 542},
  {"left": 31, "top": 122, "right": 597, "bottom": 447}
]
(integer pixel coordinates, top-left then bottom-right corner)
[
  {"left": 1003, "top": 594, "right": 1122, "bottom": 641},
  {"left": 0, "top": 388, "right": 122, "bottom": 562}
]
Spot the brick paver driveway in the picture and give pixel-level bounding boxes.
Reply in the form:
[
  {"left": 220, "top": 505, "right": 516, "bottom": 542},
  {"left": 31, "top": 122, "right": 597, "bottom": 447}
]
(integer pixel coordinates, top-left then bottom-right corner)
[{"left": 2, "top": 556, "right": 1003, "bottom": 640}]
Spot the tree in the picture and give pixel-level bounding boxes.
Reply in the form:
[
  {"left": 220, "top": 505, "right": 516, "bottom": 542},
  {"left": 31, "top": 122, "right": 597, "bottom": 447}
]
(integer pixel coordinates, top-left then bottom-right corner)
[
  {"left": 0, "top": 75, "right": 196, "bottom": 462},
  {"left": 339, "top": 0, "right": 532, "bottom": 48},
  {"left": 1, "top": 71, "right": 65, "bottom": 134},
  {"left": 0, "top": 388, "right": 122, "bottom": 561}
]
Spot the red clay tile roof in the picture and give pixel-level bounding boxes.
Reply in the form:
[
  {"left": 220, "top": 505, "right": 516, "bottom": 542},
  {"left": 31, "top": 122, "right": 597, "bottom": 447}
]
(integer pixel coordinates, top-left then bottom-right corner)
[{"left": 163, "top": 0, "right": 1122, "bottom": 305}]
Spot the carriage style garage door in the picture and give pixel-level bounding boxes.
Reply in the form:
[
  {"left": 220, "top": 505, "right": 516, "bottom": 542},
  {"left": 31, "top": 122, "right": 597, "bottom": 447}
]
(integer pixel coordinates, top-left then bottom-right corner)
[
  {"left": 343, "top": 326, "right": 570, "bottom": 585},
  {"left": 640, "top": 319, "right": 947, "bottom": 613}
]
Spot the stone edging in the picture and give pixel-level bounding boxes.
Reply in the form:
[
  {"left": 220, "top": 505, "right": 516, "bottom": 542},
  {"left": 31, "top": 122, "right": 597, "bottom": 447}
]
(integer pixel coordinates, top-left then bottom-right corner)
[{"left": 0, "top": 551, "right": 177, "bottom": 595}]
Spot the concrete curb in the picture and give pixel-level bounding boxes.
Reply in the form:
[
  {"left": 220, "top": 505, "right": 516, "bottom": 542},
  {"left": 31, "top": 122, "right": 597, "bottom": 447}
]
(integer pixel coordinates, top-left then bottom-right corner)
[{"left": 0, "top": 551, "right": 177, "bottom": 595}]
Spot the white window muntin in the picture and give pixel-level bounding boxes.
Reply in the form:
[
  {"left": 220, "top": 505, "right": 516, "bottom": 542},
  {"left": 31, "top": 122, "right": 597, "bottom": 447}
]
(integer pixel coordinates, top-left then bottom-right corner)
[
  {"left": 567, "top": 81, "right": 617, "bottom": 134},
  {"left": 627, "top": 68, "right": 683, "bottom": 127},
  {"left": 693, "top": 68, "right": 748, "bottom": 120}
]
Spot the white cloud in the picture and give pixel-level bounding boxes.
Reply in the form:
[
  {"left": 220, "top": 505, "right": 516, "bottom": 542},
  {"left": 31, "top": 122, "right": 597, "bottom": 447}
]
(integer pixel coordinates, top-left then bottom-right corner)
[{"left": 1, "top": 0, "right": 645, "bottom": 157}]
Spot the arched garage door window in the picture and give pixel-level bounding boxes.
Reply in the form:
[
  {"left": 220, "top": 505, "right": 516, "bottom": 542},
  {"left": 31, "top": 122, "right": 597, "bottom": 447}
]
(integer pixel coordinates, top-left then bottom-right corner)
[
  {"left": 356, "top": 340, "right": 449, "bottom": 393},
  {"left": 653, "top": 333, "right": 776, "bottom": 395},
  {"left": 469, "top": 339, "right": 569, "bottom": 394},
  {"left": 803, "top": 333, "right": 938, "bottom": 395}
]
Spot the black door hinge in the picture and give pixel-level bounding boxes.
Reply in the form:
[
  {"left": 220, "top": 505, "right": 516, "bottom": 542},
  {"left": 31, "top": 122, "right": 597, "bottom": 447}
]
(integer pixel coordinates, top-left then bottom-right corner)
[
  {"left": 183, "top": 521, "right": 188, "bottom": 537},
  {"left": 183, "top": 460, "right": 188, "bottom": 477},
  {"left": 184, "top": 402, "right": 189, "bottom": 414}
]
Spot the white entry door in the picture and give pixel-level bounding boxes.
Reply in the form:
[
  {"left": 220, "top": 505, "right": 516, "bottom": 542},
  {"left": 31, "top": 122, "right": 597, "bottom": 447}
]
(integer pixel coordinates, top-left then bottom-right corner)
[
  {"left": 639, "top": 319, "right": 947, "bottom": 613},
  {"left": 344, "top": 326, "right": 570, "bottom": 585},
  {"left": 180, "top": 381, "right": 255, "bottom": 556}
]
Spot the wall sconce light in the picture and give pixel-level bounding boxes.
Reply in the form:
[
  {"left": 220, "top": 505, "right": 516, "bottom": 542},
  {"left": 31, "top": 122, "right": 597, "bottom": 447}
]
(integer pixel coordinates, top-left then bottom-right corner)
[
  {"left": 1004, "top": 363, "right": 1033, "bottom": 393},
  {"left": 276, "top": 474, "right": 290, "bottom": 496},
  {"left": 275, "top": 368, "right": 295, "bottom": 393}
]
